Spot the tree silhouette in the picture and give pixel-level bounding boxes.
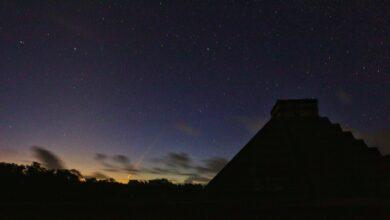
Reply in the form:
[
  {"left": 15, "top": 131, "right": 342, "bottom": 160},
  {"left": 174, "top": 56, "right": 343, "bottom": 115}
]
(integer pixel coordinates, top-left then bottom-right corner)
[{"left": 0, "top": 161, "right": 203, "bottom": 203}]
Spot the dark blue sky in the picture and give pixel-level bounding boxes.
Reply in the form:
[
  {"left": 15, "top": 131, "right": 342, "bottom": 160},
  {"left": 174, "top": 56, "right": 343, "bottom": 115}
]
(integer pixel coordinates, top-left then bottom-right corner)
[{"left": 1, "top": 1, "right": 389, "bottom": 183}]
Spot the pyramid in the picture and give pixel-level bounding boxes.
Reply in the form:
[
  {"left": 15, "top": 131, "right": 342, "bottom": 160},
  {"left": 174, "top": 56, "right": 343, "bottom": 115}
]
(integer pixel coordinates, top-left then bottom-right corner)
[{"left": 207, "top": 99, "right": 389, "bottom": 196}]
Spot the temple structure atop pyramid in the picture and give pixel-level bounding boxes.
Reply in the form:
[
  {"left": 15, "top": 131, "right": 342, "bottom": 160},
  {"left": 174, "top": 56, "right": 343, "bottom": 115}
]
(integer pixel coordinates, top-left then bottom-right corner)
[
  {"left": 271, "top": 99, "right": 318, "bottom": 118},
  {"left": 207, "top": 99, "right": 390, "bottom": 197}
]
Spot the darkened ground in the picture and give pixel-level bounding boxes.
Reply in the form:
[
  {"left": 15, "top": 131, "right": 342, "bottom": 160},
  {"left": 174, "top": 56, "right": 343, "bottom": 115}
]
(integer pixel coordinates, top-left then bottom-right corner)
[
  {"left": 1, "top": 162, "right": 390, "bottom": 219},
  {"left": 2, "top": 200, "right": 390, "bottom": 219}
]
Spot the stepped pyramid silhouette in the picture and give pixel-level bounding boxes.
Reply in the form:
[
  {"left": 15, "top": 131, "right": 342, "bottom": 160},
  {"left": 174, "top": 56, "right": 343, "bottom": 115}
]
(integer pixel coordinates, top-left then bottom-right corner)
[{"left": 208, "top": 99, "right": 389, "bottom": 197}]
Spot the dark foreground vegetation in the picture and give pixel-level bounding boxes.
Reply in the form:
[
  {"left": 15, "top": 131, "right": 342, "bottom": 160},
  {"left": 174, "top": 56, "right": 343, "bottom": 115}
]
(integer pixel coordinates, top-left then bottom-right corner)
[
  {"left": 0, "top": 162, "right": 203, "bottom": 202},
  {"left": 1, "top": 162, "right": 390, "bottom": 219}
]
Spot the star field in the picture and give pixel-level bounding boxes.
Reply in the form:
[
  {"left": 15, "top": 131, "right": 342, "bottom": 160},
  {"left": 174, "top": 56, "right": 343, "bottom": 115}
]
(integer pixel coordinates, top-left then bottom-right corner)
[{"left": 0, "top": 1, "right": 389, "bottom": 183}]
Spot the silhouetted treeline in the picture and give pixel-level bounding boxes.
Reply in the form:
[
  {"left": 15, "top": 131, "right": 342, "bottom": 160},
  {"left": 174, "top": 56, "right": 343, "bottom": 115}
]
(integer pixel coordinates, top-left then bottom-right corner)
[
  {"left": 2, "top": 162, "right": 390, "bottom": 220},
  {"left": 0, "top": 162, "right": 203, "bottom": 203}
]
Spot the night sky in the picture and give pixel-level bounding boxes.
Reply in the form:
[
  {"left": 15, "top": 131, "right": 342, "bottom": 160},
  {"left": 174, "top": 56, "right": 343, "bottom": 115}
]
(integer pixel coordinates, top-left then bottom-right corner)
[{"left": 1, "top": 1, "right": 389, "bottom": 183}]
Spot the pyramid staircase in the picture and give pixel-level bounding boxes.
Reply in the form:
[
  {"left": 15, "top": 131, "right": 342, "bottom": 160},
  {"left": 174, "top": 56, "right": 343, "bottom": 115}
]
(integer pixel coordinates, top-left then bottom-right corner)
[{"left": 207, "top": 99, "right": 389, "bottom": 197}]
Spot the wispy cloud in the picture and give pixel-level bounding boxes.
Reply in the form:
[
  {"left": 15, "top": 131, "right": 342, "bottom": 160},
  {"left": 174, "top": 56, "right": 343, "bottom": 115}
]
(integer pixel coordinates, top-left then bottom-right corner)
[
  {"left": 90, "top": 171, "right": 111, "bottom": 180},
  {"left": 113, "top": 154, "right": 130, "bottom": 164},
  {"left": 195, "top": 157, "right": 228, "bottom": 174},
  {"left": 184, "top": 157, "right": 229, "bottom": 184},
  {"left": 31, "top": 146, "right": 65, "bottom": 170},
  {"left": 184, "top": 174, "right": 211, "bottom": 184},
  {"left": 150, "top": 152, "right": 228, "bottom": 184},
  {"left": 154, "top": 152, "right": 192, "bottom": 169},
  {"left": 95, "top": 153, "right": 108, "bottom": 161},
  {"left": 94, "top": 153, "right": 138, "bottom": 174}
]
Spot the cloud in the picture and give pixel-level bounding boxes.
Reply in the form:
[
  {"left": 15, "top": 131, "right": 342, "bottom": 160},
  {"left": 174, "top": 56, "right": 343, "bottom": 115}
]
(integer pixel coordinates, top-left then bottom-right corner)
[
  {"left": 235, "top": 116, "right": 267, "bottom": 134},
  {"left": 163, "top": 153, "right": 192, "bottom": 168},
  {"left": 184, "top": 174, "right": 211, "bottom": 184},
  {"left": 195, "top": 157, "right": 228, "bottom": 174},
  {"left": 94, "top": 153, "right": 138, "bottom": 174},
  {"left": 147, "top": 167, "right": 193, "bottom": 176},
  {"left": 112, "top": 155, "right": 130, "bottom": 164},
  {"left": 90, "top": 172, "right": 110, "bottom": 180},
  {"left": 336, "top": 88, "right": 352, "bottom": 104},
  {"left": 154, "top": 152, "right": 192, "bottom": 169},
  {"left": 123, "top": 166, "right": 138, "bottom": 174},
  {"left": 187, "top": 157, "right": 228, "bottom": 184},
  {"left": 95, "top": 153, "right": 108, "bottom": 161},
  {"left": 94, "top": 153, "right": 119, "bottom": 172},
  {"left": 112, "top": 154, "right": 138, "bottom": 174},
  {"left": 147, "top": 167, "right": 171, "bottom": 174},
  {"left": 31, "top": 146, "right": 65, "bottom": 170},
  {"left": 101, "top": 163, "right": 120, "bottom": 172},
  {"left": 150, "top": 152, "right": 228, "bottom": 184},
  {"left": 175, "top": 122, "right": 199, "bottom": 136}
]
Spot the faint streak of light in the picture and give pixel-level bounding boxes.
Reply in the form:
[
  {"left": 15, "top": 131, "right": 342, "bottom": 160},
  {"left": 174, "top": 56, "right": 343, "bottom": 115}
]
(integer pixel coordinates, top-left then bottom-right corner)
[{"left": 133, "top": 127, "right": 166, "bottom": 169}]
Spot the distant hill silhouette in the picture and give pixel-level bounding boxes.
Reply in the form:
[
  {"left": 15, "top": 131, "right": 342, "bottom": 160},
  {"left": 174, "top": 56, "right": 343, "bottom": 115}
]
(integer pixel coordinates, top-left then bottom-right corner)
[{"left": 207, "top": 99, "right": 390, "bottom": 197}]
